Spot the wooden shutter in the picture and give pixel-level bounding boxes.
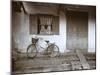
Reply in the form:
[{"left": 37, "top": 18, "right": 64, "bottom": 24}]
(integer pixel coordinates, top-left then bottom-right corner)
[
  {"left": 29, "top": 15, "right": 37, "bottom": 34},
  {"left": 52, "top": 16, "right": 59, "bottom": 35}
]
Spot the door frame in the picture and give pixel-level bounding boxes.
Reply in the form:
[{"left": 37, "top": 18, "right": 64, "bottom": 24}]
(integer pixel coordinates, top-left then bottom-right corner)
[{"left": 66, "top": 10, "right": 88, "bottom": 52}]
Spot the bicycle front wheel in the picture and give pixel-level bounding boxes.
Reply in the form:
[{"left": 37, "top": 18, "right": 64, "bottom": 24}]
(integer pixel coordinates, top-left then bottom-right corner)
[
  {"left": 47, "top": 44, "right": 59, "bottom": 57},
  {"left": 27, "top": 44, "right": 37, "bottom": 58}
]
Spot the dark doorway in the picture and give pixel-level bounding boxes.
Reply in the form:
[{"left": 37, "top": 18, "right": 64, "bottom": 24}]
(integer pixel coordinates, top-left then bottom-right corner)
[{"left": 67, "top": 11, "right": 88, "bottom": 52}]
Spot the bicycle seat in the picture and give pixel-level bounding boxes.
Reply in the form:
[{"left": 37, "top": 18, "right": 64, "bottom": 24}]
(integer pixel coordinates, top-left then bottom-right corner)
[{"left": 45, "top": 40, "right": 49, "bottom": 43}]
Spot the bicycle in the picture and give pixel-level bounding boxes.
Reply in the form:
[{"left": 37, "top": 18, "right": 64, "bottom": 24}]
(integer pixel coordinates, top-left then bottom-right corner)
[{"left": 26, "top": 37, "right": 59, "bottom": 58}]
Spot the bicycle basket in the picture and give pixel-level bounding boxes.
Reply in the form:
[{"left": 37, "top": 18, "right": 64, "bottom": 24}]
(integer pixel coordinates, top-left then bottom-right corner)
[{"left": 32, "top": 38, "right": 38, "bottom": 44}]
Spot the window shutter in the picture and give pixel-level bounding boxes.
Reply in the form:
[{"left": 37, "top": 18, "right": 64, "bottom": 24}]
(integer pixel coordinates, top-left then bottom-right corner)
[
  {"left": 52, "top": 16, "right": 59, "bottom": 35},
  {"left": 29, "top": 15, "right": 37, "bottom": 34}
]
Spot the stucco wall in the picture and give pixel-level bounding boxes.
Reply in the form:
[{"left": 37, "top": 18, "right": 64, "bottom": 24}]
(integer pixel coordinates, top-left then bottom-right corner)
[
  {"left": 88, "top": 11, "right": 96, "bottom": 52},
  {"left": 12, "top": 11, "right": 31, "bottom": 52}
]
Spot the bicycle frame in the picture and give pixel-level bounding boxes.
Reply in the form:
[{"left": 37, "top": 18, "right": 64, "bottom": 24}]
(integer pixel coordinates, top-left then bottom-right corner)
[{"left": 27, "top": 37, "right": 59, "bottom": 58}]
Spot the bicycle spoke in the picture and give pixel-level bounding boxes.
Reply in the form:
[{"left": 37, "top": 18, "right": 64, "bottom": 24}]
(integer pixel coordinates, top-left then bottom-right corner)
[
  {"left": 27, "top": 44, "right": 37, "bottom": 58},
  {"left": 47, "top": 45, "right": 59, "bottom": 57}
]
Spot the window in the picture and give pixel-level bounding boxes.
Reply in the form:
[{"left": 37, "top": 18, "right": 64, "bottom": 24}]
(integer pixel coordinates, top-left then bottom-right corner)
[
  {"left": 29, "top": 14, "right": 59, "bottom": 35},
  {"left": 38, "top": 15, "right": 53, "bottom": 34}
]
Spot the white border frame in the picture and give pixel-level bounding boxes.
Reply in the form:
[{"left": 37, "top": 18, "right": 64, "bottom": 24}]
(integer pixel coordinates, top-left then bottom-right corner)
[{"left": 0, "top": 0, "right": 100, "bottom": 75}]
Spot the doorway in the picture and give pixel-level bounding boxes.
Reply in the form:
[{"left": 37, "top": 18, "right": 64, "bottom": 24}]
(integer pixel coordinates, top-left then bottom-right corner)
[{"left": 67, "top": 11, "right": 88, "bottom": 52}]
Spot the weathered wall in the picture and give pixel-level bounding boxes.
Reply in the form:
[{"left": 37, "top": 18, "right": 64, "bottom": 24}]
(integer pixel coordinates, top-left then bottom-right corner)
[
  {"left": 23, "top": 2, "right": 58, "bottom": 16},
  {"left": 88, "top": 11, "right": 96, "bottom": 52},
  {"left": 12, "top": 7, "right": 96, "bottom": 53},
  {"left": 12, "top": 11, "right": 31, "bottom": 52},
  {"left": 12, "top": 10, "right": 67, "bottom": 53}
]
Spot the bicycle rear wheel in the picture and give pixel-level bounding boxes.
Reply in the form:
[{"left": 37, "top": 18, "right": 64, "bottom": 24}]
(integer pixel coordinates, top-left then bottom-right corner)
[
  {"left": 27, "top": 44, "right": 37, "bottom": 58},
  {"left": 47, "top": 44, "right": 59, "bottom": 57}
]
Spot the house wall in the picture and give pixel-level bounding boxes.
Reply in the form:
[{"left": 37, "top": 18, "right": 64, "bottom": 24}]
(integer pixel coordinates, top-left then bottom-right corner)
[
  {"left": 12, "top": 11, "right": 30, "bottom": 52},
  {"left": 88, "top": 11, "right": 96, "bottom": 52},
  {"left": 12, "top": 7, "right": 96, "bottom": 53},
  {"left": 12, "top": 10, "right": 67, "bottom": 53}
]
